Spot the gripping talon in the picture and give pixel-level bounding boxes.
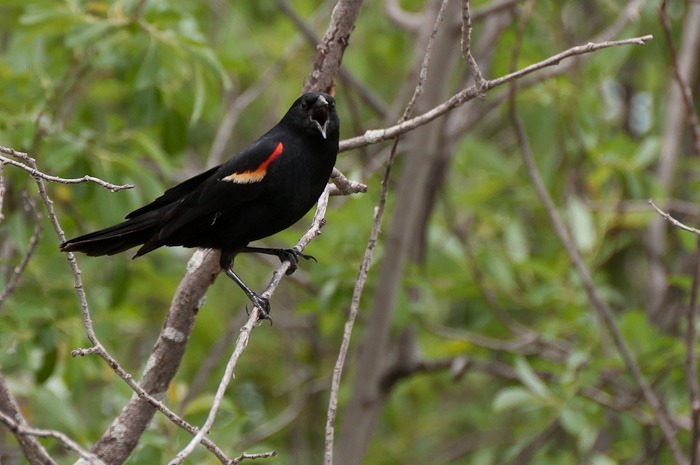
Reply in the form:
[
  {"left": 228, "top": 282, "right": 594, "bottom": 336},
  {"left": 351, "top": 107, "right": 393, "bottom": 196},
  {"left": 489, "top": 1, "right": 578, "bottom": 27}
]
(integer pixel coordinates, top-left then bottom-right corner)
[
  {"left": 252, "top": 294, "right": 272, "bottom": 323},
  {"left": 283, "top": 248, "right": 316, "bottom": 275}
]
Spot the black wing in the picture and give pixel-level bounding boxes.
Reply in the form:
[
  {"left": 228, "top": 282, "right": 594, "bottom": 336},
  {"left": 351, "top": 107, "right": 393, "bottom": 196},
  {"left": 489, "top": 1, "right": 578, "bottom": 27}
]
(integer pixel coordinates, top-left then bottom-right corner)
[{"left": 125, "top": 164, "right": 222, "bottom": 219}]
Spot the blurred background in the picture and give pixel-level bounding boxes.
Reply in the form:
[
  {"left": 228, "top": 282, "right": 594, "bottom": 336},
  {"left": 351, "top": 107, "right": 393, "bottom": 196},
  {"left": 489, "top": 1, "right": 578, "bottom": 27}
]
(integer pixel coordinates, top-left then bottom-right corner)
[{"left": 0, "top": 0, "right": 699, "bottom": 463}]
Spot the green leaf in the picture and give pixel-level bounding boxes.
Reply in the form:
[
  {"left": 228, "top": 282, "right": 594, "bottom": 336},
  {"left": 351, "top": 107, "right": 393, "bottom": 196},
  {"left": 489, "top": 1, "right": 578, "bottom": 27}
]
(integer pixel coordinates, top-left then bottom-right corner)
[
  {"left": 493, "top": 387, "right": 537, "bottom": 412},
  {"left": 514, "top": 356, "right": 552, "bottom": 399},
  {"left": 566, "top": 196, "right": 596, "bottom": 253},
  {"left": 190, "top": 64, "right": 205, "bottom": 126}
]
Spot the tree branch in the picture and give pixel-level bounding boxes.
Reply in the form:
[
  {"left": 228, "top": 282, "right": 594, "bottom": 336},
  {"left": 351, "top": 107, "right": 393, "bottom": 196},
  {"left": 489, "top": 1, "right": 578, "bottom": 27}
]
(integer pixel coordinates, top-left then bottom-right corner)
[
  {"left": 508, "top": 30, "right": 686, "bottom": 465},
  {"left": 168, "top": 188, "right": 331, "bottom": 464},
  {"left": 303, "top": 0, "right": 365, "bottom": 94},
  {"left": 339, "top": 34, "right": 653, "bottom": 152},
  {"left": 0, "top": 371, "right": 59, "bottom": 465},
  {"left": 0, "top": 146, "right": 133, "bottom": 192}
]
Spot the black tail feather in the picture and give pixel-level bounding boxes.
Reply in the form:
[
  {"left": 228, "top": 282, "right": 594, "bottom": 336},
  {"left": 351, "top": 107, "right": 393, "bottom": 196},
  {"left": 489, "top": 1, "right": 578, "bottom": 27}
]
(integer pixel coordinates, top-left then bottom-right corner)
[{"left": 60, "top": 213, "right": 161, "bottom": 257}]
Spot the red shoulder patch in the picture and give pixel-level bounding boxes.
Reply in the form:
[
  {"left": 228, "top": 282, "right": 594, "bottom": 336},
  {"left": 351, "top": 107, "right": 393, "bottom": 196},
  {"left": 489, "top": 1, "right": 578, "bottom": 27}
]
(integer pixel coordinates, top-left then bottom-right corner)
[{"left": 222, "top": 142, "right": 284, "bottom": 184}]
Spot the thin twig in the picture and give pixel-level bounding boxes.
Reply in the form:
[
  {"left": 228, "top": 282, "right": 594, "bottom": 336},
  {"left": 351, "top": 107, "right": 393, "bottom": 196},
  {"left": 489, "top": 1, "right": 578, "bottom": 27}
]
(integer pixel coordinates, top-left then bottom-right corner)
[
  {"left": 659, "top": 2, "right": 700, "bottom": 462},
  {"left": 659, "top": 0, "right": 700, "bottom": 157},
  {"left": 276, "top": 0, "right": 387, "bottom": 117},
  {"left": 231, "top": 451, "right": 278, "bottom": 464},
  {"left": 0, "top": 194, "right": 43, "bottom": 311},
  {"left": 649, "top": 199, "right": 700, "bottom": 235},
  {"left": 0, "top": 370, "right": 57, "bottom": 464},
  {"left": 0, "top": 147, "right": 133, "bottom": 192},
  {"left": 339, "top": 34, "right": 654, "bottom": 152},
  {"left": 460, "top": 0, "right": 487, "bottom": 93},
  {"left": 0, "top": 162, "right": 5, "bottom": 222},
  {"left": 323, "top": 1, "right": 450, "bottom": 463},
  {"left": 0, "top": 410, "right": 104, "bottom": 465},
  {"left": 21, "top": 152, "right": 230, "bottom": 462},
  {"left": 329, "top": 168, "right": 368, "bottom": 196},
  {"left": 168, "top": 189, "right": 331, "bottom": 464},
  {"left": 508, "top": 33, "right": 687, "bottom": 465}
]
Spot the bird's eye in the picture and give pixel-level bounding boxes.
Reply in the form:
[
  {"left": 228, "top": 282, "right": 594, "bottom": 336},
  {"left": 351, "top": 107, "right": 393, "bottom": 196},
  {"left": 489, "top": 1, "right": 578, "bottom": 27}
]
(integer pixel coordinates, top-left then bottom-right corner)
[
  {"left": 300, "top": 101, "right": 309, "bottom": 110},
  {"left": 329, "top": 101, "right": 335, "bottom": 110}
]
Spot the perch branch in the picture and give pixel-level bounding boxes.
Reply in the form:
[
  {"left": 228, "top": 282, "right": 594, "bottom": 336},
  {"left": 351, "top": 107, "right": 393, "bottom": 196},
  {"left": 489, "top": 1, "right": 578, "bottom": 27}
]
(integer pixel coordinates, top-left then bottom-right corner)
[
  {"left": 0, "top": 146, "right": 133, "bottom": 192},
  {"left": 339, "top": 35, "right": 654, "bottom": 152},
  {"left": 169, "top": 188, "right": 331, "bottom": 464}
]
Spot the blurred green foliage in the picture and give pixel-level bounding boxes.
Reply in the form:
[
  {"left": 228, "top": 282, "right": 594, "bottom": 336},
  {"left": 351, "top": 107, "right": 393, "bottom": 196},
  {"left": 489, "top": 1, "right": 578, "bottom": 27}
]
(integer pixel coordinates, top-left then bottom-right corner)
[{"left": 0, "top": 0, "right": 696, "bottom": 464}]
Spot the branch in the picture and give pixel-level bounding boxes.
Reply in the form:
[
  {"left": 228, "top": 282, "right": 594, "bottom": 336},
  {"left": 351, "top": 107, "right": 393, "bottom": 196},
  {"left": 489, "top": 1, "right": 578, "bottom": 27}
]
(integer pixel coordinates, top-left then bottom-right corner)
[
  {"left": 303, "top": 0, "right": 365, "bottom": 94},
  {"left": 338, "top": 34, "right": 654, "bottom": 152},
  {"left": 508, "top": 30, "right": 686, "bottom": 465},
  {"left": 659, "top": 2, "right": 700, "bottom": 462},
  {"left": 169, "top": 188, "right": 331, "bottom": 464},
  {"left": 324, "top": 2, "right": 450, "bottom": 463},
  {"left": 82, "top": 250, "right": 234, "bottom": 465},
  {"left": 0, "top": 371, "right": 58, "bottom": 465},
  {"left": 0, "top": 410, "right": 102, "bottom": 465},
  {"left": 329, "top": 168, "right": 368, "bottom": 196},
  {"left": 460, "top": 0, "right": 487, "bottom": 93},
  {"left": 649, "top": 199, "right": 700, "bottom": 235},
  {"left": 0, "top": 163, "right": 5, "bottom": 222},
  {"left": 0, "top": 146, "right": 133, "bottom": 192},
  {"left": 0, "top": 194, "right": 43, "bottom": 311}
]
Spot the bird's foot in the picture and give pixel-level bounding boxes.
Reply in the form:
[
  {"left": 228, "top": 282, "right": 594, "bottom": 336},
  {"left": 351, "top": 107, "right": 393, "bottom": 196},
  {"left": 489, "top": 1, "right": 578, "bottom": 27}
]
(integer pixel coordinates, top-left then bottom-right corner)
[
  {"left": 249, "top": 294, "right": 272, "bottom": 324},
  {"left": 279, "top": 247, "right": 317, "bottom": 275}
]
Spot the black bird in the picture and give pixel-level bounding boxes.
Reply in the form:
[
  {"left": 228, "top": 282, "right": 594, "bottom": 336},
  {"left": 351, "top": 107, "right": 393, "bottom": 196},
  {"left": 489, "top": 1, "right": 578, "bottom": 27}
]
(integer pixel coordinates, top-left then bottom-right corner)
[{"left": 61, "top": 92, "right": 340, "bottom": 318}]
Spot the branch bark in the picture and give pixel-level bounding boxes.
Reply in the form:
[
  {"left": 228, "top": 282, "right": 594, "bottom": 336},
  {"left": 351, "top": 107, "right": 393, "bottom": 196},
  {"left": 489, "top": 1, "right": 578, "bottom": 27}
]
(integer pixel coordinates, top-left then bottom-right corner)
[{"left": 303, "top": 0, "right": 365, "bottom": 94}]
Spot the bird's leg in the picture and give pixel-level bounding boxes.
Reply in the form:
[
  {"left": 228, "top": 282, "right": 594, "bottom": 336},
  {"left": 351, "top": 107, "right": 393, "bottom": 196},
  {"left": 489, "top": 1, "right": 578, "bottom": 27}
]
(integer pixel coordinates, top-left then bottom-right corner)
[
  {"left": 223, "top": 268, "right": 271, "bottom": 321},
  {"left": 220, "top": 251, "right": 270, "bottom": 321},
  {"left": 240, "top": 246, "right": 316, "bottom": 275}
]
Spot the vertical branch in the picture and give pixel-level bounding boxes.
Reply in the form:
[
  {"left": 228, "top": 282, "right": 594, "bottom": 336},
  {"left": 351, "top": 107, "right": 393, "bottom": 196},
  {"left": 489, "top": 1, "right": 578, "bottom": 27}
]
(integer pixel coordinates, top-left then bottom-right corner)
[
  {"left": 659, "top": 1, "right": 700, "bottom": 463},
  {"left": 460, "top": 0, "right": 487, "bottom": 90},
  {"left": 325, "top": 2, "right": 450, "bottom": 464},
  {"left": 168, "top": 189, "right": 331, "bottom": 464},
  {"left": 0, "top": 371, "right": 59, "bottom": 465},
  {"left": 507, "top": 8, "right": 685, "bottom": 463},
  {"left": 303, "top": 0, "right": 365, "bottom": 93},
  {"left": 0, "top": 194, "right": 43, "bottom": 310}
]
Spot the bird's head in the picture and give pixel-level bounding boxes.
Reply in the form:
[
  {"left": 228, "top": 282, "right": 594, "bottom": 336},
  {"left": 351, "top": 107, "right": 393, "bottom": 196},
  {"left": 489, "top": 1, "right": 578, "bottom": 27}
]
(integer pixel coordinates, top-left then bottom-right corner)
[{"left": 283, "top": 92, "right": 339, "bottom": 143}]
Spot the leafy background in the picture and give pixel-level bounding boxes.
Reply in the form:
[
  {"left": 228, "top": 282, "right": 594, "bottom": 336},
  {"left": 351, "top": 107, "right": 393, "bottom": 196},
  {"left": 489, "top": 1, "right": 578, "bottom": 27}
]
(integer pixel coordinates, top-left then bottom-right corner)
[{"left": 0, "top": 0, "right": 697, "bottom": 464}]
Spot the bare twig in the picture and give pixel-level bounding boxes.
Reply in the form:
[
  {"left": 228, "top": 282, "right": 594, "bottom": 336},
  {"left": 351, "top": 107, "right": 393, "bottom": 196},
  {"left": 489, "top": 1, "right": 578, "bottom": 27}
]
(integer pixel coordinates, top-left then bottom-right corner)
[
  {"left": 231, "top": 451, "right": 278, "bottom": 464},
  {"left": 659, "top": 0, "right": 700, "bottom": 157},
  {"left": 277, "top": 0, "right": 387, "bottom": 117},
  {"left": 324, "top": 2, "right": 450, "bottom": 464},
  {"left": 460, "top": 0, "right": 487, "bottom": 93},
  {"left": 508, "top": 28, "right": 686, "bottom": 465},
  {"left": 0, "top": 371, "right": 58, "bottom": 465},
  {"left": 339, "top": 35, "right": 654, "bottom": 152},
  {"left": 659, "top": 2, "right": 700, "bottom": 462},
  {"left": 168, "top": 189, "right": 331, "bottom": 464},
  {"left": 0, "top": 194, "right": 43, "bottom": 311},
  {"left": 0, "top": 163, "right": 5, "bottom": 222},
  {"left": 649, "top": 199, "right": 700, "bottom": 235},
  {"left": 76, "top": 250, "right": 233, "bottom": 465},
  {"left": 303, "top": 0, "right": 366, "bottom": 94},
  {"left": 329, "top": 168, "right": 368, "bottom": 196},
  {"left": 0, "top": 410, "right": 103, "bottom": 465},
  {"left": 0, "top": 147, "right": 133, "bottom": 192}
]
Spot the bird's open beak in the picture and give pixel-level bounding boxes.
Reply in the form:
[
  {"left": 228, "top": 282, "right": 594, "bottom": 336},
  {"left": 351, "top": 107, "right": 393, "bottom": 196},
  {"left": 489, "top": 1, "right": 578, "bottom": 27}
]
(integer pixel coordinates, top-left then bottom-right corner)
[{"left": 311, "top": 95, "right": 330, "bottom": 139}]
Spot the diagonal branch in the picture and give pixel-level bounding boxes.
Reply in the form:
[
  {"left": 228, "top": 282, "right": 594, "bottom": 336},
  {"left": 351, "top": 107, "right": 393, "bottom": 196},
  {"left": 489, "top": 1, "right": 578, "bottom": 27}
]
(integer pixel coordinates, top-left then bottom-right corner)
[
  {"left": 508, "top": 22, "right": 685, "bottom": 463},
  {"left": 0, "top": 410, "right": 102, "bottom": 465},
  {"left": 338, "top": 34, "right": 653, "bottom": 152},
  {"left": 168, "top": 188, "right": 331, "bottom": 464},
  {"left": 0, "top": 146, "right": 133, "bottom": 192},
  {"left": 0, "top": 194, "right": 43, "bottom": 311}
]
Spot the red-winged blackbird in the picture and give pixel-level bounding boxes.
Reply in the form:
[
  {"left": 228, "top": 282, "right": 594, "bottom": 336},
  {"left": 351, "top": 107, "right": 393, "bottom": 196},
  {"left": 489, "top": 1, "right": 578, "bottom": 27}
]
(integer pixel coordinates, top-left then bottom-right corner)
[{"left": 61, "top": 92, "right": 340, "bottom": 318}]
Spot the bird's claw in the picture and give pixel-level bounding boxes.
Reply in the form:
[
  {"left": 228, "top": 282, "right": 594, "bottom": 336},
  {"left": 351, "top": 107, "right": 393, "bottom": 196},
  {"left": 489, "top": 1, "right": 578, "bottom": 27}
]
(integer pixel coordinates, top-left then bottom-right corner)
[
  {"left": 251, "top": 294, "right": 272, "bottom": 324},
  {"left": 281, "top": 248, "right": 317, "bottom": 275}
]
